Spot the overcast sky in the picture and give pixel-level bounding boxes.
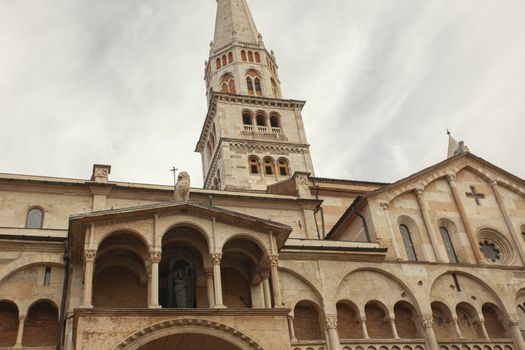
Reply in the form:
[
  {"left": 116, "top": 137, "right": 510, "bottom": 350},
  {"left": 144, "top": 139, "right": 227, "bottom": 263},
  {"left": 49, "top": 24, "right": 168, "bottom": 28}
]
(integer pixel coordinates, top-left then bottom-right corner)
[{"left": 1, "top": 0, "right": 524, "bottom": 187}]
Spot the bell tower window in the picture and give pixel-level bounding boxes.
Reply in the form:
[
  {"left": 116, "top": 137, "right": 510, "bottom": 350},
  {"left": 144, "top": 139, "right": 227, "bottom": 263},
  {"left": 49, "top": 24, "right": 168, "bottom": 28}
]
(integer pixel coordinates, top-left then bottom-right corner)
[
  {"left": 246, "top": 70, "right": 262, "bottom": 96},
  {"left": 278, "top": 159, "right": 289, "bottom": 176},
  {"left": 263, "top": 158, "right": 275, "bottom": 176},
  {"left": 220, "top": 74, "right": 236, "bottom": 94},
  {"left": 248, "top": 156, "right": 260, "bottom": 175}
]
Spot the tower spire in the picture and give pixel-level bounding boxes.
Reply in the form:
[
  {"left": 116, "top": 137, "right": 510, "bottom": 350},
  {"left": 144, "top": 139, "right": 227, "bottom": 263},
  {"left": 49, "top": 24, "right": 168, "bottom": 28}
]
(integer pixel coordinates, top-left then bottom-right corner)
[{"left": 213, "top": 0, "right": 261, "bottom": 51}]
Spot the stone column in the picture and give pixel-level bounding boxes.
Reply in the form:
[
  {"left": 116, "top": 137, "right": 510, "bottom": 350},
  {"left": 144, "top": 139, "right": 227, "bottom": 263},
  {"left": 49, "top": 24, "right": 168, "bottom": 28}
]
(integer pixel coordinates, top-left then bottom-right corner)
[
  {"left": 81, "top": 249, "right": 96, "bottom": 308},
  {"left": 415, "top": 188, "right": 447, "bottom": 262},
  {"left": 360, "top": 316, "right": 369, "bottom": 339},
  {"left": 420, "top": 315, "right": 439, "bottom": 350},
  {"left": 211, "top": 253, "right": 225, "bottom": 308},
  {"left": 446, "top": 174, "right": 484, "bottom": 263},
  {"left": 325, "top": 315, "right": 341, "bottom": 350},
  {"left": 205, "top": 268, "right": 215, "bottom": 308},
  {"left": 287, "top": 315, "right": 298, "bottom": 342},
  {"left": 381, "top": 203, "right": 401, "bottom": 259},
  {"left": 261, "top": 269, "right": 272, "bottom": 308},
  {"left": 491, "top": 180, "right": 525, "bottom": 265},
  {"left": 452, "top": 316, "right": 463, "bottom": 338},
  {"left": 478, "top": 317, "right": 490, "bottom": 339},
  {"left": 507, "top": 315, "right": 525, "bottom": 350},
  {"left": 389, "top": 315, "right": 400, "bottom": 339},
  {"left": 269, "top": 255, "right": 283, "bottom": 307},
  {"left": 14, "top": 314, "right": 26, "bottom": 348},
  {"left": 149, "top": 250, "right": 161, "bottom": 308}
]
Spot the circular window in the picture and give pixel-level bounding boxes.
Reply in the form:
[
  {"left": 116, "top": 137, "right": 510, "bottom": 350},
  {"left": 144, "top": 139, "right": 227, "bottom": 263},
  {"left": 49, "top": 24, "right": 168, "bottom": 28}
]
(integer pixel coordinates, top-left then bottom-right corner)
[{"left": 477, "top": 229, "right": 515, "bottom": 265}]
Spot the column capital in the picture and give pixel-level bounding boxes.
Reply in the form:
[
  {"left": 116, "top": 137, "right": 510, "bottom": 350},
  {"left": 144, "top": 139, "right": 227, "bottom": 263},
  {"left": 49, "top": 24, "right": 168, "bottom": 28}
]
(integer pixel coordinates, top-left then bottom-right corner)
[
  {"left": 149, "top": 250, "right": 162, "bottom": 264},
  {"left": 260, "top": 268, "right": 270, "bottom": 280},
  {"left": 420, "top": 315, "right": 434, "bottom": 329},
  {"left": 414, "top": 187, "right": 425, "bottom": 196},
  {"left": 506, "top": 314, "right": 520, "bottom": 328},
  {"left": 84, "top": 249, "right": 97, "bottom": 262},
  {"left": 446, "top": 174, "right": 457, "bottom": 183},
  {"left": 210, "top": 253, "right": 222, "bottom": 265},
  {"left": 324, "top": 315, "right": 338, "bottom": 330},
  {"left": 204, "top": 268, "right": 214, "bottom": 277},
  {"left": 490, "top": 179, "right": 499, "bottom": 187},
  {"left": 268, "top": 254, "right": 279, "bottom": 266},
  {"left": 18, "top": 314, "right": 26, "bottom": 322},
  {"left": 380, "top": 202, "right": 389, "bottom": 210}
]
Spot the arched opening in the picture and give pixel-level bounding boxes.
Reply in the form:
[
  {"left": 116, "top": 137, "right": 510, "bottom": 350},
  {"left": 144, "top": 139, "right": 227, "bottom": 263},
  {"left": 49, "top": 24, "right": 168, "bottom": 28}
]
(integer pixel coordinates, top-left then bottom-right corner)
[
  {"left": 399, "top": 224, "right": 417, "bottom": 261},
  {"left": 254, "top": 52, "right": 260, "bottom": 63},
  {"left": 456, "top": 302, "right": 483, "bottom": 339},
  {"left": 228, "top": 52, "right": 233, "bottom": 64},
  {"left": 256, "top": 114, "right": 266, "bottom": 128},
  {"left": 394, "top": 301, "right": 419, "bottom": 338},
  {"left": 294, "top": 300, "right": 324, "bottom": 341},
  {"left": 336, "top": 300, "right": 363, "bottom": 339},
  {"left": 365, "top": 301, "right": 392, "bottom": 339},
  {"left": 431, "top": 301, "right": 456, "bottom": 339},
  {"left": 0, "top": 301, "right": 18, "bottom": 347},
  {"left": 160, "top": 226, "right": 209, "bottom": 309},
  {"left": 137, "top": 333, "right": 244, "bottom": 350},
  {"left": 263, "top": 158, "right": 275, "bottom": 176},
  {"left": 216, "top": 58, "right": 221, "bottom": 70},
  {"left": 241, "top": 50, "right": 247, "bottom": 61},
  {"left": 26, "top": 207, "right": 44, "bottom": 229},
  {"left": 221, "top": 237, "right": 265, "bottom": 308},
  {"left": 222, "top": 55, "right": 227, "bottom": 66},
  {"left": 220, "top": 74, "right": 236, "bottom": 94},
  {"left": 246, "top": 70, "right": 262, "bottom": 96},
  {"left": 269, "top": 114, "right": 280, "bottom": 129},
  {"left": 439, "top": 226, "right": 458, "bottom": 263},
  {"left": 94, "top": 232, "right": 149, "bottom": 308},
  {"left": 482, "top": 303, "right": 508, "bottom": 338},
  {"left": 517, "top": 296, "right": 525, "bottom": 338},
  {"left": 248, "top": 51, "right": 254, "bottom": 62},
  {"left": 271, "top": 78, "right": 279, "bottom": 98},
  {"left": 23, "top": 300, "right": 58, "bottom": 347},
  {"left": 278, "top": 158, "right": 289, "bottom": 176},
  {"left": 248, "top": 156, "right": 260, "bottom": 175},
  {"left": 242, "top": 112, "right": 253, "bottom": 126}
]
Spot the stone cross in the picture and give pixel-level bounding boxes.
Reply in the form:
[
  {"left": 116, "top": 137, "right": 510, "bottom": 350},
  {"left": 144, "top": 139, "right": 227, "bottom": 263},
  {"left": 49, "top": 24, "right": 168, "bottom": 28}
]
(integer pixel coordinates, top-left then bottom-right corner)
[
  {"left": 466, "top": 186, "right": 485, "bottom": 206},
  {"left": 170, "top": 166, "right": 178, "bottom": 200}
]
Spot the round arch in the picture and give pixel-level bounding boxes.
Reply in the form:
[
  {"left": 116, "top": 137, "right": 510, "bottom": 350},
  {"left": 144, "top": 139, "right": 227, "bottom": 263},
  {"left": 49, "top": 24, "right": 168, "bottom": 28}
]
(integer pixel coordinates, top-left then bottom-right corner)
[
  {"left": 96, "top": 229, "right": 151, "bottom": 253},
  {"left": 278, "top": 266, "right": 323, "bottom": 307},
  {"left": 0, "top": 255, "right": 64, "bottom": 284},
  {"left": 112, "top": 319, "right": 263, "bottom": 350},
  {"left": 161, "top": 221, "right": 211, "bottom": 250},
  {"left": 221, "top": 233, "right": 268, "bottom": 254}
]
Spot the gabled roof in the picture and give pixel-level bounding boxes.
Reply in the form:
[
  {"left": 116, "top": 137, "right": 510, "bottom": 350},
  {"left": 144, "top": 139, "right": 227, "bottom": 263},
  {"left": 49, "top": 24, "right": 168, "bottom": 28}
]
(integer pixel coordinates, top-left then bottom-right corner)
[
  {"left": 68, "top": 201, "right": 292, "bottom": 261},
  {"left": 326, "top": 152, "right": 525, "bottom": 241}
]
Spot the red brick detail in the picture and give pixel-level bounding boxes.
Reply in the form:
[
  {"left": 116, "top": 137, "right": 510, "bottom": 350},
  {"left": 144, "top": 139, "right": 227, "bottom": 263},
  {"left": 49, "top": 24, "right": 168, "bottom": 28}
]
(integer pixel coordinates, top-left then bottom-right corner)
[
  {"left": 294, "top": 301, "right": 325, "bottom": 341},
  {"left": 482, "top": 304, "right": 508, "bottom": 338},
  {"left": 23, "top": 301, "right": 58, "bottom": 347},
  {"left": 93, "top": 266, "right": 147, "bottom": 308},
  {"left": 0, "top": 301, "right": 18, "bottom": 347},
  {"left": 456, "top": 304, "right": 483, "bottom": 339},
  {"left": 365, "top": 303, "right": 392, "bottom": 339},
  {"left": 394, "top": 303, "right": 418, "bottom": 338},
  {"left": 337, "top": 302, "right": 363, "bottom": 339}
]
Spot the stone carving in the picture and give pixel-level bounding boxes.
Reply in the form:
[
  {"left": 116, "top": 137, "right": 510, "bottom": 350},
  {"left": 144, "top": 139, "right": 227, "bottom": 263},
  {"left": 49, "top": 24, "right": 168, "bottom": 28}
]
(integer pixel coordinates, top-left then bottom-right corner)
[
  {"left": 324, "top": 316, "right": 338, "bottom": 330},
  {"left": 91, "top": 164, "right": 111, "bottom": 183},
  {"left": 84, "top": 249, "right": 97, "bottom": 262},
  {"left": 149, "top": 251, "right": 162, "bottom": 264},
  {"left": 506, "top": 314, "right": 520, "bottom": 328},
  {"left": 175, "top": 171, "right": 191, "bottom": 202},
  {"left": 295, "top": 174, "right": 311, "bottom": 198},
  {"left": 210, "top": 253, "right": 222, "bottom": 266},
  {"left": 420, "top": 315, "right": 434, "bottom": 329}
]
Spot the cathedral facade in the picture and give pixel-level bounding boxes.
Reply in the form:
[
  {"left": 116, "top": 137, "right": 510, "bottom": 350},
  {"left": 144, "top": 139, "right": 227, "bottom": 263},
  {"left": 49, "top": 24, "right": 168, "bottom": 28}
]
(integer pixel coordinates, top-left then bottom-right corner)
[{"left": 1, "top": 1, "right": 525, "bottom": 350}]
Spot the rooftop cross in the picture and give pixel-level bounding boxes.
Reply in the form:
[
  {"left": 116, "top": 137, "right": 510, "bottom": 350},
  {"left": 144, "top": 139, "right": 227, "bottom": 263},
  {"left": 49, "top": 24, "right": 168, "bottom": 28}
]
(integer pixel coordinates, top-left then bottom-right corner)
[{"left": 466, "top": 185, "right": 485, "bottom": 206}]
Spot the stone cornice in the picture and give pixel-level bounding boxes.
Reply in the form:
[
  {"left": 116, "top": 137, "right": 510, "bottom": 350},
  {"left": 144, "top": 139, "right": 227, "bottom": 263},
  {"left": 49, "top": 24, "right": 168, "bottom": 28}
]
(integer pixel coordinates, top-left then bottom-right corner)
[
  {"left": 73, "top": 307, "right": 291, "bottom": 318},
  {"left": 0, "top": 240, "right": 64, "bottom": 253}
]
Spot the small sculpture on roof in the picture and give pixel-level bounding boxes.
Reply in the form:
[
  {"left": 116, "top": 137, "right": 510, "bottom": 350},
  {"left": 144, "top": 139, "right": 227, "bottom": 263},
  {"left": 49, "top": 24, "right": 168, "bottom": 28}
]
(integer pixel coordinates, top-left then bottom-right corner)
[
  {"left": 447, "top": 130, "right": 470, "bottom": 159},
  {"left": 175, "top": 171, "right": 191, "bottom": 202}
]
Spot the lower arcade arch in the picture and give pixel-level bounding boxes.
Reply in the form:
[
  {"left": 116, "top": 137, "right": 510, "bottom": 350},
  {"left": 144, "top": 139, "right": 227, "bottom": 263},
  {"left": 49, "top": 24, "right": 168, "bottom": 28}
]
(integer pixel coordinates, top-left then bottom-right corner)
[
  {"left": 23, "top": 300, "right": 58, "bottom": 347},
  {"left": 0, "top": 300, "right": 18, "bottom": 347}
]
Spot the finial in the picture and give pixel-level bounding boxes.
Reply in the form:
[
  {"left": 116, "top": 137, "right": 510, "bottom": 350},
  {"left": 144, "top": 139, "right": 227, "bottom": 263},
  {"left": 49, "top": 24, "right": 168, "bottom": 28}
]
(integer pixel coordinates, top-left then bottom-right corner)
[{"left": 446, "top": 129, "right": 451, "bottom": 136}]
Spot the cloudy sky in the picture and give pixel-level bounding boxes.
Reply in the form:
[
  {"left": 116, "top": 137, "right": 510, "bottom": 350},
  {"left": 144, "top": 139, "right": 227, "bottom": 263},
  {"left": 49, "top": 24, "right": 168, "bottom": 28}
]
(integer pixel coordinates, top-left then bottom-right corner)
[{"left": 1, "top": 0, "right": 524, "bottom": 187}]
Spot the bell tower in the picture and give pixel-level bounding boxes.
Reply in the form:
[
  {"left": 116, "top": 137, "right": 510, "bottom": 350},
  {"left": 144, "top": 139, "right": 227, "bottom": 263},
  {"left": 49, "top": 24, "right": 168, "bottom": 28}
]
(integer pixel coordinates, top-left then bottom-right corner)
[{"left": 196, "top": 0, "right": 315, "bottom": 191}]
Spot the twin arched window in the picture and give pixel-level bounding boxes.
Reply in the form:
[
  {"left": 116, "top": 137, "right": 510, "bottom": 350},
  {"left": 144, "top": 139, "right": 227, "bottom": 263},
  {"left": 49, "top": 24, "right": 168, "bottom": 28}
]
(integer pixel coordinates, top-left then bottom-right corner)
[
  {"left": 399, "top": 225, "right": 417, "bottom": 261},
  {"left": 26, "top": 207, "right": 44, "bottom": 229},
  {"left": 220, "top": 74, "right": 236, "bottom": 94},
  {"left": 216, "top": 52, "right": 234, "bottom": 70},
  {"left": 248, "top": 156, "right": 290, "bottom": 177},
  {"left": 241, "top": 50, "right": 260, "bottom": 63},
  {"left": 246, "top": 70, "right": 262, "bottom": 96}
]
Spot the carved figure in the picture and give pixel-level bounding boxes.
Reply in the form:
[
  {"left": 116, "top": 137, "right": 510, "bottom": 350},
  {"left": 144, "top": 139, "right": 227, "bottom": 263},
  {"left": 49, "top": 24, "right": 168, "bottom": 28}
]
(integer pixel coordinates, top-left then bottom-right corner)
[{"left": 175, "top": 171, "right": 191, "bottom": 201}]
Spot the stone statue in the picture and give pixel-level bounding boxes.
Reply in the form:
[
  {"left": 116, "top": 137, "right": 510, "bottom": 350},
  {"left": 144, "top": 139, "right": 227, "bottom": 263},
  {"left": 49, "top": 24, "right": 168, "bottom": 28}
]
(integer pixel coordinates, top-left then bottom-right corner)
[
  {"left": 173, "top": 268, "right": 188, "bottom": 308},
  {"left": 175, "top": 171, "right": 190, "bottom": 202},
  {"left": 167, "top": 259, "right": 193, "bottom": 308}
]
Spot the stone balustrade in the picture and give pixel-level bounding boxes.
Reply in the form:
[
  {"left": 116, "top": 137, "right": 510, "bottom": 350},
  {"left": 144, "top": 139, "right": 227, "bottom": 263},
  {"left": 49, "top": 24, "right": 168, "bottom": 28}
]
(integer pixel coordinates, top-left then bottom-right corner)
[
  {"left": 438, "top": 340, "right": 515, "bottom": 350},
  {"left": 291, "top": 340, "right": 328, "bottom": 350},
  {"left": 339, "top": 339, "right": 426, "bottom": 350}
]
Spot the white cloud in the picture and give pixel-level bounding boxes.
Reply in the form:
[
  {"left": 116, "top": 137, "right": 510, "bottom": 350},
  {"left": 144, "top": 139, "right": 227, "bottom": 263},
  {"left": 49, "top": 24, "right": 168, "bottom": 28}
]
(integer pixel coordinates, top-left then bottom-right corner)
[{"left": 0, "top": 0, "right": 524, "bottom": 186}]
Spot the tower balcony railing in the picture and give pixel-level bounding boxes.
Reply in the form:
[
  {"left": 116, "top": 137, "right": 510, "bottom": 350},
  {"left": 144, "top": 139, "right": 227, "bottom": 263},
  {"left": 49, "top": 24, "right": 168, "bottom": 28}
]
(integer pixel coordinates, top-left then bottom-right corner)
[
  {"left": 271, "top": 127, "right": 282, "bottom": 134},
  {"left": 243, "top": 125, "right": 283, "bottom": 135},
  {"left": 257, "top": 126, "right": 268, "bottom": 133},
  {"left": 244, "top": 125, "right": 254, "bottom": 132}
]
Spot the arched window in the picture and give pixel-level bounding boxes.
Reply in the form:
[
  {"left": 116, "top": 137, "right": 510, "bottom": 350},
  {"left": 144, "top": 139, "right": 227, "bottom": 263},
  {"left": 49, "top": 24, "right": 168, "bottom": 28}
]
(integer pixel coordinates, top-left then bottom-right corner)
[
  {"left": 399, "top": 224, "right": 417, "bottom": 261},
  {"left": 220, "top": 74, "right": 236, "bottom": 94},
  {"left": 215, "top": 58, "right": 221, "bottom": 70},
  {"left": 242, "top": 113, "right": 253, "bottom": 125},
  {"left": 246, "top": 70, "right": 262, "bottom": 96},
  {"left": 256, "top": 114, "right": 266, "bottom": 127},
  {"left": 271, "top": 78, "right": 279, "bottom": 98},
  {"left": 222, "top": 55, "right": 227, "bottom": 66},
  {"left": 228, "top": 52, "right": 233, "bottom": 64},
  {"left": 246, "top": 77, "right": 254, "bottom": 95},
  {"left": 365, "top": 302, "right": 393, "bottom": 338},
  {"left": 248, "top": 156, "right": 260, "bottom": 175},
  {"left": 278, "top": 159, "right": 289, "bottom": 176},
  {"left": 439, "top": 227, "right": 458, "bottom": 263},
  {"left": 263, "top": 158, "right": 275, "bottom": 176},
  {"left": 241, "top": 50, "right": 247, "bottom": 61},
  {"left": 248, "top": 51, "right": 254, "bottom": 62},
  {"left": 394, "top": 302, "right": 419, "bottom": 338},
  {"left": 26, "top": 208, "right": 44, "bottom": 229},
  {"left": 24, "top": 301, "right": 58, "bottom": 347},
  {"left": 254, "top": 78, "right": 262, "bottom": 96},
  {"left": 482, "top": 303, "right": 507, "bottom": 338},
  {"left": 517, "top": 302, "right": 525, "bottom": 336},
  {"left": 254, "top": 52, "right": 260, "bottom": 63},
  {"left": 0, "top": 301, "right": 18, "bottom": 347},
  {"left": 270, "top": 114, "right": 280, "bottom": 129}
]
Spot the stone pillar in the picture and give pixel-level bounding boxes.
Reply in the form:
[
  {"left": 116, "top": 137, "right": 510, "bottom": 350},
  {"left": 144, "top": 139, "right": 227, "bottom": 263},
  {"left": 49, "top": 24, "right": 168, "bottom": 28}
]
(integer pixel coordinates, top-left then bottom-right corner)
[
  {"left": 479, "top": 317, "right": 490, "bottom": 339},
  {"left": 205, "top": 268, "right": 215, "bottom": 308},
  {"left": 360, "top": 316, "right": 369, "bottom": 339},
  {"left": 491, "top": 180, "right": 525, "bottom": 265},
  {"left": 420, "top": 315, "right": 439, "bottom": 350},
  {"left": 14, "top": 314, "right": 26, "bottom": 348},
  {"left": 381, "top": 203, "right": 401, "bottom": 259},
  {"left": 415, "top": 188, "right": 447, "bottom": 262},
  {"left": 211, "top": 254, "right": 225, "bottom": 308},
  {"left": 149, "top": 250, "right": 161, "bottom": 308},
  {"left": 288, "top": 315, "right": 298, "bottom": 342},
  {"left": 507, "top": 315, "right": 525, "bottom": 350},
  {"left": 325, "top": 315, "right": 341, "bottom": 350},
  {"left": 446, "top": 174, "right": 484, "bottom": 263},
  {"left": 81, "top": 249, "right": 96, "bottom": 308},
  {"left": 269, "top": 255, "right": 283, "bottom": 307},
  {"left": 261, "top": 269, "right": 272, "bottom": 308},
  {"left": 452, "top": 316, "right": 463, "bottom": 338},
  {"left": 389, "top": 315, "right": 400, "bottom": 339}
]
